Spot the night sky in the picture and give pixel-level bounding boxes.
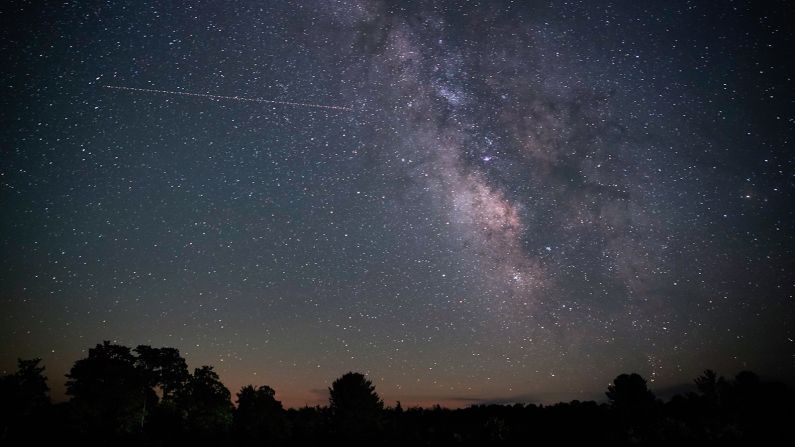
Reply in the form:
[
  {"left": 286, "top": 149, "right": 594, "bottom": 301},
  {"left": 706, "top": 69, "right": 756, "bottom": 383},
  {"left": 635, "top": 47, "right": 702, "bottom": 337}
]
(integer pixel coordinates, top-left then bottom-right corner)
[{"left": 2, "top": 0, "right": 793, "bottom": 408}]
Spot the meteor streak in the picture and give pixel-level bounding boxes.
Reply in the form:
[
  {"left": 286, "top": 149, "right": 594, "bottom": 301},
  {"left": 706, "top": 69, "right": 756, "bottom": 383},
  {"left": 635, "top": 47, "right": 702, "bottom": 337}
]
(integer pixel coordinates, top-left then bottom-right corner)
[{"left": 103, "top": 85, "right": 353, "bottom": 112}]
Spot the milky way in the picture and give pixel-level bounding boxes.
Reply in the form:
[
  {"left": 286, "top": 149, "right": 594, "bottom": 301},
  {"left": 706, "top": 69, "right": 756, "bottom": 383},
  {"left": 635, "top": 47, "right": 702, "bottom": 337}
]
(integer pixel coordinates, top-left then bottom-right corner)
[{"left": 2, "top": 0, "right": 793, "bottom": 407}]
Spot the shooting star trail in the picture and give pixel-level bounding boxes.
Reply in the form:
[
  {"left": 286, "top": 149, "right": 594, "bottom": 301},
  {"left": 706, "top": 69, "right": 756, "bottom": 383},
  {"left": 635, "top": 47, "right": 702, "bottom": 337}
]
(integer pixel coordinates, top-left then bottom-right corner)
[{"left": 103, "top": 85, "right": 353, "bottom": 112}]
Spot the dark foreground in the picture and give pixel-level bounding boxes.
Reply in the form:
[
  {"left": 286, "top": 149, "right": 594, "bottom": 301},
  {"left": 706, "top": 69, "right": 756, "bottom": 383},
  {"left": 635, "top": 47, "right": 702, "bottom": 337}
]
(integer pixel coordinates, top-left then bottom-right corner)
[{"left": 2, "top": 341, "right": 793, "bottom": 446}]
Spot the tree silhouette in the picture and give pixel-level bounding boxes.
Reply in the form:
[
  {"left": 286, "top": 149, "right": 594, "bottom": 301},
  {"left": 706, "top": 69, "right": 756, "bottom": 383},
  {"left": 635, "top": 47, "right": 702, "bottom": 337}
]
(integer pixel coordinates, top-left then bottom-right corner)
[
  {"left": 234, "top": 385, "right": 286, "bottom": 445},
  {"left": 606, "top": 373, "right": 656, "bottom": 411},
  {"left": 694, "top": 369, "right": 719, "bottom": 399},
  {"left": 0, "top": 358, "right": 50, "bottom": 441},
  {"left": 176, "top": 366, "right": 233, "bottom": 439},
  {"left": 134, "top": 345, "right": 189, "bottom": 401},
  {"left": 329, "top": 372, "right": 384, "bottom": 415},
  {"left": 65, "top": 341, "right": 152, "bottom": 436},
  {"left": 6, "top": 358, "right": 50, "bottom": 414},
  {"left": 329, "top": 372, "right": 384, "bottom": 441},
  {"left": 606, "top": 372, "right": 657, "bottom": 433},
  {"left": 5, "top": 340, "right": 795, "bottom": 445}
]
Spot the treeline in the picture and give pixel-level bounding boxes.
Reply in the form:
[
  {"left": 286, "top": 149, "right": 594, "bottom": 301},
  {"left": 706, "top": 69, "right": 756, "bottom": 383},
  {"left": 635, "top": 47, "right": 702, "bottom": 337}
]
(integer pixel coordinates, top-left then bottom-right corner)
[{"left": 1, "top": 341, "right": 793, "bottom": 445}]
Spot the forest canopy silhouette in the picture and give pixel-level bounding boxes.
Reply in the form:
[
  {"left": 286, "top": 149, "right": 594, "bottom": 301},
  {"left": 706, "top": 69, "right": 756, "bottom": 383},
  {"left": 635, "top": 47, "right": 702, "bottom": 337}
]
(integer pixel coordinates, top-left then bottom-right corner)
[{"left": 1, "top": 341, "right": 793, "bottom": 446}]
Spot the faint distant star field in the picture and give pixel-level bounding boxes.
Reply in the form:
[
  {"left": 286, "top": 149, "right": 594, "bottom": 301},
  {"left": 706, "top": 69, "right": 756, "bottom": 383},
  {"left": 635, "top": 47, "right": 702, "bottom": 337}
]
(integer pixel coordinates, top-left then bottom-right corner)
[{"left": 1, "top": 0, "right": 793, "bottom": 407}]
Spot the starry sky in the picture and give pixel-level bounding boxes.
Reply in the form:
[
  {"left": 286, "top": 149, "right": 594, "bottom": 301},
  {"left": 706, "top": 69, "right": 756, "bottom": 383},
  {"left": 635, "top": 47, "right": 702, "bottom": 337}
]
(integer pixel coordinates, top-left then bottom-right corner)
[{"left": 2, "top": 0, "right": 793, "bottom": 408}]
